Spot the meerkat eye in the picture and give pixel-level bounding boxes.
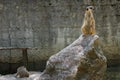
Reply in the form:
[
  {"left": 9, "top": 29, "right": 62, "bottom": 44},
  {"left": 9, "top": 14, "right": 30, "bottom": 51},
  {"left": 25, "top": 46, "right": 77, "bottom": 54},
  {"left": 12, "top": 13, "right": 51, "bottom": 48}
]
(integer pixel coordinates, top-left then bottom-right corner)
[
  {"left": 90, "top": 6, "right": 94, "bottom": 10},
  {"left": 90, "top": 7, "right": 92, "bottom": 9}
]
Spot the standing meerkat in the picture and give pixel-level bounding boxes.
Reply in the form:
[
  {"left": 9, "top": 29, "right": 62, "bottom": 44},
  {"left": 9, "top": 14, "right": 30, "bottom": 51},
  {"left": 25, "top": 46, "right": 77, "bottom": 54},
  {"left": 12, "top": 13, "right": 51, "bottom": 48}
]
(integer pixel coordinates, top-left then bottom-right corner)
[
  {"left": 15, "top": 66, "right": 29, "bottom": 78},
  {"left": 81, "top": 6, "right": 96, "bottom": 35}
]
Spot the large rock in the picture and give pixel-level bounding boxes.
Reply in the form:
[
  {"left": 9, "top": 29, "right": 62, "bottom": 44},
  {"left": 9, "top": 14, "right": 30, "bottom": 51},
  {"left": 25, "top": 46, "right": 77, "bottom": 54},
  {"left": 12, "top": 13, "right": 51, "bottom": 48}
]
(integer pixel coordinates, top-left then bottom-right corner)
[{"left": 39, "top": 34, "right": 107, "bottom": 80}]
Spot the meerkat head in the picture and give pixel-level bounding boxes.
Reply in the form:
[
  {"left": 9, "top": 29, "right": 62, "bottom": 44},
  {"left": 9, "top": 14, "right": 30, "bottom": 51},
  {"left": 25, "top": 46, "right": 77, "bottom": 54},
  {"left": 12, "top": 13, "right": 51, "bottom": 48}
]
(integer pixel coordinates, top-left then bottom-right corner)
[
  {"left": 86, "top": 6, "right": 94, "bottom": 11},
  {"left": 85, "top": 6, "right": 94, "bottom": 19}
]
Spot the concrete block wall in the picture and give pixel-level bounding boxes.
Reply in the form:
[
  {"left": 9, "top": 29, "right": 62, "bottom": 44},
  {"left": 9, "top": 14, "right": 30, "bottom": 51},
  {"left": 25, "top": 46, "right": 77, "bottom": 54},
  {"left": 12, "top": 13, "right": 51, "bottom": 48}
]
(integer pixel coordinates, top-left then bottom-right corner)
[{"left": 0, "top": 0, "right": 119, "bottom": 73}]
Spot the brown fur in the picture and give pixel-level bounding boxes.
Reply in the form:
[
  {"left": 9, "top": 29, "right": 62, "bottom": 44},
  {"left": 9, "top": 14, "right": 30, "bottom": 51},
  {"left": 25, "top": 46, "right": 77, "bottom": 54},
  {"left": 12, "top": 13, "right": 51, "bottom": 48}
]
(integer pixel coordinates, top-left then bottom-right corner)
[
  {"left": 81, "top": 6, "right": 95, "bottom": 35},
  {"left": 16, "top": 66, "right": 29, "bottom": 78}
]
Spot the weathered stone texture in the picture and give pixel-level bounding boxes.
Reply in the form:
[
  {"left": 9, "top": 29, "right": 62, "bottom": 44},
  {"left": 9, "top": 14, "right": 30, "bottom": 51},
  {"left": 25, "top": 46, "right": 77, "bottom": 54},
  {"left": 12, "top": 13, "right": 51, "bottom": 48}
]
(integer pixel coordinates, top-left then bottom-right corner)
[
  {"left": 39, "top": 35, "right": 107, "bottom": 80},
  {"left": 0, "top": 0, "right": 119, "bottom": 68}
]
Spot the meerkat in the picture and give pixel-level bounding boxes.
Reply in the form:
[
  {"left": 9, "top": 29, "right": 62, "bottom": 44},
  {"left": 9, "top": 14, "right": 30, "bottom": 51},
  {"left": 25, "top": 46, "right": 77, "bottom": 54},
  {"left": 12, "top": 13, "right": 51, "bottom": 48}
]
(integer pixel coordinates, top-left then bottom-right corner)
[
  {"left": 15, "top": 66, "right": 29, "bottom": 78},
  {"left": 81, "top": 6, "right": 96, "bottom": 35}
]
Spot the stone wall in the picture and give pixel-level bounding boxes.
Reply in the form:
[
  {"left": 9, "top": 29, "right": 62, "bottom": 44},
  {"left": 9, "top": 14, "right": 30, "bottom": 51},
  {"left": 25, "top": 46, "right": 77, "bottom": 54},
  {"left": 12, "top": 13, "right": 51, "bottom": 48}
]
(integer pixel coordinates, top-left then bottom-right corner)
[{"left": 0, "top": 0, "right": 120, "bottom": 73}]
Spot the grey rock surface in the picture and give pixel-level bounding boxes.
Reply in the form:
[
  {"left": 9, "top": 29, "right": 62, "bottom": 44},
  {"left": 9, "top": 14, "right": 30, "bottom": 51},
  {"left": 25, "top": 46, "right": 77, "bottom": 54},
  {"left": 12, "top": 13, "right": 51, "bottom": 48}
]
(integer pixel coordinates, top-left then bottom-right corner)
[{"left": 39, "top": 34, "right": 107, "bottom": 80}]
